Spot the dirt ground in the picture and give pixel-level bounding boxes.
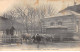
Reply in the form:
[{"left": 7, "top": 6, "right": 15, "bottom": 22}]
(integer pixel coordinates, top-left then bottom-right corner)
[{"left": 0, "top": 42, "right": 80, "bottom": 51}]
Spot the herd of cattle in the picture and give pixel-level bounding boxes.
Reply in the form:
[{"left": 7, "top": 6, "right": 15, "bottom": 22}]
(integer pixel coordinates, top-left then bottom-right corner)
[
  {"left": 21, "top": 33, "right": 55, "bottom": 43},
  {"left": 2, "top": 32, "right": 80, "bottom": 44},
  {"left": 21, "top": 32, "right": 79, "bottom": 44}
]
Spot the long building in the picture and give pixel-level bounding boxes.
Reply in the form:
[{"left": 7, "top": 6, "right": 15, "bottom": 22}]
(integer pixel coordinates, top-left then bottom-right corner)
[{"left": 42, "top": 14, "right": 80, "bottom": 34}]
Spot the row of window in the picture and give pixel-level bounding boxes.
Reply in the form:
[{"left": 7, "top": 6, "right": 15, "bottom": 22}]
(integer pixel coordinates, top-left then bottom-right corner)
[{"left": 50, "top": 21, "right": 62, "bottom": 26}]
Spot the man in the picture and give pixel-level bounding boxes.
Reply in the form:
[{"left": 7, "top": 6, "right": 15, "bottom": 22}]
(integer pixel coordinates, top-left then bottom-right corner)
[
  {"left": 35, "top": 34, "right": 42, "bottom": 48},
  {"left": 36, "top": 34, "right": 41, "bottom": 43}
]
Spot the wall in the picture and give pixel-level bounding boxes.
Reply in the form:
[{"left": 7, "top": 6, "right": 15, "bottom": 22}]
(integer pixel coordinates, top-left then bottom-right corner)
[{"left": 42, "top": 15, "right": 80, "bottom": 34}]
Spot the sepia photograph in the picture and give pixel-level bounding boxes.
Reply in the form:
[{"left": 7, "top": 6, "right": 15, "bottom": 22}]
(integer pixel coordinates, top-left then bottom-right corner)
[{"left": 0, "top": 0, "right": 80, "bottom": 51}]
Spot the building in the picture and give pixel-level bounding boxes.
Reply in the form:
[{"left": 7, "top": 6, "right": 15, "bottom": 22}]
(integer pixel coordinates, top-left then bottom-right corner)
[
  {"left": 0, "top": 16, "right": 26, "bottom": 31},
  {"left": 42, "top": 14, "right": 80, "bottom": 34},
  {"left": 0, "top": 16, "right": 26, "bottom": 43}
]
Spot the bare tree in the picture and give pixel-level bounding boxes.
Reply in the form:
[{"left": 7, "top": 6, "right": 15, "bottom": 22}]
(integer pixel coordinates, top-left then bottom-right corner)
[
  {"left": 3, "top": 7, "right": 28, "bottom": 32},
  {"left": 3, "top": 4, "right": 56, "bottom": 34},
  {"left": 33, "top": 4, "right": 56, "bottom": 33},
  {"left": 26, "top": 4, "right": 56, "bottom": 34}
]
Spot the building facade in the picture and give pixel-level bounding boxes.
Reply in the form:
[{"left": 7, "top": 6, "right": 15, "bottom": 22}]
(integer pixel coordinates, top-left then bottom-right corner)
[{"left": 42, "top": 14, "right": 80, "bottom": 34}]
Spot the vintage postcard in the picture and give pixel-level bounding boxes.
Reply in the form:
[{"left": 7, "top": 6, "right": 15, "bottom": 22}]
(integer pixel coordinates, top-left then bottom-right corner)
[{"left": 0, "top": 0, "right": 80, "bottom": 51}]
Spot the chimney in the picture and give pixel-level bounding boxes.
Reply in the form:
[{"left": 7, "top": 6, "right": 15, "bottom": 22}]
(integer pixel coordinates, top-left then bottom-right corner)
[{"left": 74, "top": 0, "right": 76, "bottom": 5}]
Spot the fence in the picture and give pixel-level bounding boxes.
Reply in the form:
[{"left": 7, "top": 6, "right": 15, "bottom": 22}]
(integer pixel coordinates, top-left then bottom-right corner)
[
  {"left": 0, "top": 37, "right": 23, "bottom": 44},
  {"left": 0, "top": 33, "right": 80, "bottom": 45}
]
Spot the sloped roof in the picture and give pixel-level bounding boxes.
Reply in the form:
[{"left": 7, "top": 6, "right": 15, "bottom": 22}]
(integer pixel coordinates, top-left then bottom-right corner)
[
  {"left": 0, "top": 17, "right": 11, "bottom": 31},
  {"left": 59, "top": 4, "right": 80, "bottom": 13},
  {"left": 0, "top": 16, "right": 26, "bottom": 31}
]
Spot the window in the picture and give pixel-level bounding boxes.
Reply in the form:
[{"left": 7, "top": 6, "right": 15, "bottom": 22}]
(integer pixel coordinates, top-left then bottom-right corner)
[
  {"left": 76, "top": 21, "right": 79, "bottom": 25},
  {"left": 58, "top": 21, "right": 62, "bottom": 25},
  {"left": 50, "top": 22, "right": 54, "bottom": 26}
]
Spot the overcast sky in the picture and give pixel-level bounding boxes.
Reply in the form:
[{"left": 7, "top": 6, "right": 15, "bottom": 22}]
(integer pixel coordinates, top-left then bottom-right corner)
[{"left": 0, "top": 0, "right": 80, "bottom": 16}]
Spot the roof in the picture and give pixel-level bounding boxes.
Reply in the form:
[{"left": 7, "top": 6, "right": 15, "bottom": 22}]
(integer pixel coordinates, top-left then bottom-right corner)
[
  {"left": 59, "top": 4, "right": 80, "bottom": 13},
  {"left": 43, "top": 14, "right": 80, "bottom": 21},
  {"left": 0, "top": 16, "right": 26, "bottom": 31}
]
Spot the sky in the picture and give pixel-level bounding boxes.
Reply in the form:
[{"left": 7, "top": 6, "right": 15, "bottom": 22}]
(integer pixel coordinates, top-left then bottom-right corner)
[{"left": 0, "top": 0, "right": 80, "bottom": 16}]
